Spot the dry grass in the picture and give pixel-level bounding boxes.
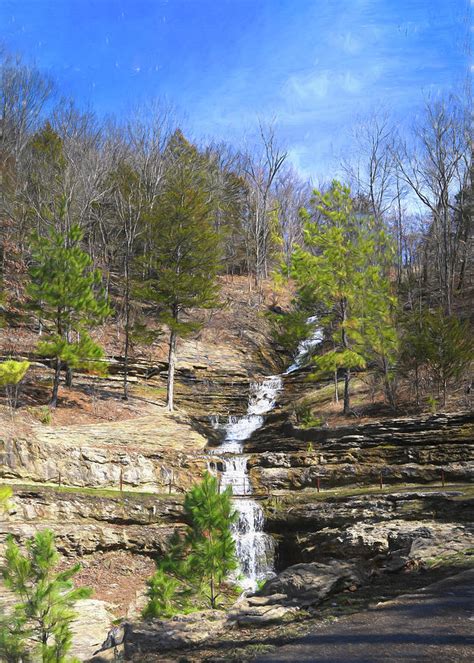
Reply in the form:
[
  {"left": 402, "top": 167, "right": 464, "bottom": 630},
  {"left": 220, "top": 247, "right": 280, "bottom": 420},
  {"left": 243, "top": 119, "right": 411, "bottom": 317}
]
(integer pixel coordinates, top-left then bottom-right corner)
[
  {"left": 291, "top": 372, "right": 472, "bottom": 428},
  {"left": 59, "top": 550, "right": 155, "bottom": 618},
  {"left": 0, "top": 275, "right": 286, "bottom": 428}
]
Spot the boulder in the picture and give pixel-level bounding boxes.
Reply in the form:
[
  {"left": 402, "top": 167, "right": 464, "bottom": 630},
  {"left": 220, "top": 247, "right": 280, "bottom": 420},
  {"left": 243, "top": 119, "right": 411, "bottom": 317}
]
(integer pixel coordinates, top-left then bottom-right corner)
[
  {"left": 124, "top": 610, "right": 227, "bottom": 655},
  {"left": 70, "top": 599, "right": 116, "bottom": 660},
  {"left": 259, "top": 560, "right": 362, "bottom": 606},
  {"left": 227, "top": 602, "right": 297, "bottom": 626}
]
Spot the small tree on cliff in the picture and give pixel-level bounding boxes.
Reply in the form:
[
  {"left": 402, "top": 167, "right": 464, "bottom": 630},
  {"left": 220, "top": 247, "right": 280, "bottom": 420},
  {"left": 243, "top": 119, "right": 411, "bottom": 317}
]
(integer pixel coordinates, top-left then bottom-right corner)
[
  {"left": 143, "top": 472, "right": 238, "bottom": 616},
  {"left": 28, "top": 223, "right": 111, "bottom": 407},
  {"left": 0, "top": 360, "right": 30, "bottom": 410},
  {"left": 0, "top": 485, "right": 12, "bottom": 511},
  {"left": 137, "top": 131, "right": 221, "bottom": 411},
  {"left": 292, "top": 181, "right": 397, "bottom": 414},
  {"left": 1, "top": 529, "right": 91, "bottom": 662}
]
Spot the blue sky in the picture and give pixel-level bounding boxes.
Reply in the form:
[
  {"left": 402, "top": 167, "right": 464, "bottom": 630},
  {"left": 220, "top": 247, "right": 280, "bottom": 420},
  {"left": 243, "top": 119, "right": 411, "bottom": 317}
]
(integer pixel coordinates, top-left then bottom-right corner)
[{"left": 0, "top": 0, "right": 470, "bottom": 181}]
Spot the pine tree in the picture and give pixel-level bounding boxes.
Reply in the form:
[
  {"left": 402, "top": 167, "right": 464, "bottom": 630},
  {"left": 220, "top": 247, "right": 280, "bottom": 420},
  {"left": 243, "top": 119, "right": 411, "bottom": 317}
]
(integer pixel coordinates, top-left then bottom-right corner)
[
  {"left": 399, "top": 308, "right": 431, "bottom": 406},
  {"left": 356, "top": 265, "right": 399, "bottom": 407},
  {"left": 184, "top": 472, "right": 238, "bottom": 608},
  {"left": 28, "top": 223, "right": 111, "bottom": 407},
  {"left": 0, "top": 486, "right": 26, "bottom": 663},
  {"left": 143, "top": 473, "right": 238, "bottom": 616},
  {"left": 292, "top": 181, "right": 397, "bottom": 414},
  {"left": 425, "top": 311, "right": 473, "bottom": 406},
  {"left": 1, "top": 529, "right": 91, "bottom": 662},
  {"left": 136, "top": 132, "right": 221, "bottom": 411}
]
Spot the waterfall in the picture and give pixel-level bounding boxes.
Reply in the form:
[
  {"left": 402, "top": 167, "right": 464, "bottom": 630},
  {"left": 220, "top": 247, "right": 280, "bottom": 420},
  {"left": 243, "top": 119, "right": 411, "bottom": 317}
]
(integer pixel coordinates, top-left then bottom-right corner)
[
  {"left": 212, "top": 376, "right": 282, "bottom": 590},
  {"left": 285, "top": 315, "right": 324, "bottom": 374},
  {"left": 210, "top": 318, "right": 322, "bottom": 591}
]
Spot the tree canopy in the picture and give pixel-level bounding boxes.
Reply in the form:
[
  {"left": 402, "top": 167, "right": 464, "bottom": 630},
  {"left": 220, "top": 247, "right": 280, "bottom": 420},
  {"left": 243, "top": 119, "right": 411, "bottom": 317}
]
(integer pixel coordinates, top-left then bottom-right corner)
[{"left": 291, "top": 181, "right": 398, "bottom": 413}]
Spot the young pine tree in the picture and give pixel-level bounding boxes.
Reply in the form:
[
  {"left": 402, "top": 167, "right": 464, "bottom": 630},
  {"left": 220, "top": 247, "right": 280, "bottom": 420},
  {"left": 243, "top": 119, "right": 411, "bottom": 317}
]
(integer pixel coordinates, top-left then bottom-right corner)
[
  {"left": 424, "top": 311, "right": 473, "bottom": 407},
  {"left": 1, "top": 529, "right": 91, "bottom": 662},
  {"left": 28, "top": 223, "right": 111, "bottom": 407},
  {"left": 143, "top": 472, "right": 238, "bottom": 616},
  {"left": 137, "top": 132, "right": 221, "bottom": 411},
  {"left": 292, "top": 181, "right": 397, "bottom": 414},
  {"left": 184, "top": 472, "right": 238, "bottom": 609}
]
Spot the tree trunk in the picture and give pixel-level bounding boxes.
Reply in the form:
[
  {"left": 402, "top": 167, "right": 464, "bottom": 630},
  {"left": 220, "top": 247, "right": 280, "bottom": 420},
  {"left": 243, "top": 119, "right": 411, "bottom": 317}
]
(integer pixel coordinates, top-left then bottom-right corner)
[
  {"left": 210, "top": 574, "right": 215, "bottom": 609},
  {"left": 334, "top": 370, "right": 339, "bottom": 403},
  {"left": 123, "top": 253, "right": 130, "bottom": 400},
  {"left": 167, "top": 328, "right": 177, "bottom": 411},
  {"left": 383, "top": 356, "right": 395, "bottom": 408},
  {"left": 50, "top": 358, "right": 62, "bottom": 408},
  {"left": 343, "top": 368, "right": 351, "bottom": 415},
  {"left": 341, "top": 298, "right": 351, "bottom": 415},
  {"left": 123, "top": 324, "right": 130, "bottom": 400},
  {"left": 65, "top": 329, "right": 73, "bottom": 387},
  {"left": 415, "top": 363, "right": 420, "bottom": 406}
]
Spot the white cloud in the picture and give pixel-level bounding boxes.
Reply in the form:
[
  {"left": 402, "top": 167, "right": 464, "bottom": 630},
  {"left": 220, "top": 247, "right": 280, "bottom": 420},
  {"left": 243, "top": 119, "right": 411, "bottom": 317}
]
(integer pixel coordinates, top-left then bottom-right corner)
[
  {"left": 286, "top": 71, "right": 330, "bottom": 100},
  {"left": 341, "top": 71, "right": 362, "bottom": 93},
  {"left": 331, "top": 31, "right": 362, "bottom": 55},
  {"left": 286, "top": 145, "right": 313, "bottom": 180},
  {"left": 284, "top": 61, "right": 386, "bottom": 105}
]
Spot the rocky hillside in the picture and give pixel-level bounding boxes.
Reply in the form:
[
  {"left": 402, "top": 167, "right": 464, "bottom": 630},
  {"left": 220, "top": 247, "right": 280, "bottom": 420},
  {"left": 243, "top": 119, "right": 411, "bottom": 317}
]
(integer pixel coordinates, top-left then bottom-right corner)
[{"left": 1, "top": 276, "right": 473, "bottom": 661}]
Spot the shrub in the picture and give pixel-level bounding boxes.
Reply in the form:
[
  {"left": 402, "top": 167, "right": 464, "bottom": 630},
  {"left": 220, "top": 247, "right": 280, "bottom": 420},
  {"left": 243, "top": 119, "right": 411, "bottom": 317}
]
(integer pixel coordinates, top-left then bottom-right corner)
[{"left": 0, "top": 360, "right": 30, "bottom": 409}]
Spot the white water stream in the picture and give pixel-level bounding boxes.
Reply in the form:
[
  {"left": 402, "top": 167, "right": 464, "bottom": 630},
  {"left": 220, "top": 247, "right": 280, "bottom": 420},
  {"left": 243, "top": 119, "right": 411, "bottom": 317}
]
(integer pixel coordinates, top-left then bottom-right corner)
[
  {"left": 285, "top": 315, "right": 324, "bottom": 374},
  {"left": 210, "top": 317, "right": 323, "bottom": 590}
]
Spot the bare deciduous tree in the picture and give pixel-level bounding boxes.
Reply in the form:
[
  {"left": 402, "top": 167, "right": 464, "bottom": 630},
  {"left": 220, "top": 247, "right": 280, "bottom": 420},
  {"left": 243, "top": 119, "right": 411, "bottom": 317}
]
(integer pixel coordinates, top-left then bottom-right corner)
[
  {"left": 243, "top": 121, "right": 287, "bottom": 284},
  {"left": 394, "top": 96, "right": 469, "bottom": 314}
]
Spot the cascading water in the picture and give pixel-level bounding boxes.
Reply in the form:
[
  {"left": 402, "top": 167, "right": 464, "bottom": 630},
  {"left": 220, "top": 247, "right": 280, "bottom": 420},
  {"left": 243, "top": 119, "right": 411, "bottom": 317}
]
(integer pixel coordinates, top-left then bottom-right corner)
[
  {"left": 285, "top": 315, "right": 324, "bottom": 374},
  {"left": 210, "top": 317, "right": 322, "bottom": 591},
  {"left": 211, "top": 376, "right": 282, "bottom": 590}
]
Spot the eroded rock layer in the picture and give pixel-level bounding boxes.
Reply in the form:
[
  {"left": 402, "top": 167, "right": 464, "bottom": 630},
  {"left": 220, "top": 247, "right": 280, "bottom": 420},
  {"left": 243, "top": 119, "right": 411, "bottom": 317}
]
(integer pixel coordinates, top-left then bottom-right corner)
[{"left": 246, "top": 412, "right": 474, "bottom": 492}]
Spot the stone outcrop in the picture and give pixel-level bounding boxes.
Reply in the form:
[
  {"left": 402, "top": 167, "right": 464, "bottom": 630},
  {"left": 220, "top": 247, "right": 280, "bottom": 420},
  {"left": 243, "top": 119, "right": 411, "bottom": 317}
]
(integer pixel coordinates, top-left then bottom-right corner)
[
  {"left": 124, "top": 611, "right": 228, "bottom": 656},
  {"left": 227, "top": 599, "right": 297, "bottom": 627},
  {"left": 246, "top": 412, "right": 474, "bottom": 492},
  {"left": 263, "top": 490, "right": 474, "bottom": 571},
  {"left": 1, "top": 486, "right": 184, "bottom": 557},
  {"left": 124, "top": 599, "right": 299, "bottom": 656},
  {"left": 0, "top": 411, "right": 208, "bottom": 492},
  {"left": 259, "top": 560, "right": 362, "bottom": 607},
  {"left": 71, "top": 599, "right": 116, "bottom": 662}
]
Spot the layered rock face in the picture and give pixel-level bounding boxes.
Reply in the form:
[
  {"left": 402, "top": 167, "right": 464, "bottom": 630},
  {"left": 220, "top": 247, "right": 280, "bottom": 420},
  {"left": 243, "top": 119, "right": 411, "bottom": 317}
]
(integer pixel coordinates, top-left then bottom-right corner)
[
  {"left": 264, "top": 489, "right": 474, "bottom": 571},
  {"left": 1, "top": 343, "right": 473, "bottom": 661},
  {"left": 244, "top": 410, "right": 473, "bottom": 575},
  {"left": 0, "top": 412, "right": 209, "bottom": 492},
  {"left": 2, "top": 486, "right": 184, "bottom": 557},
  {"left": 246, "top": 412, "right": 474, "bottom": 491}
]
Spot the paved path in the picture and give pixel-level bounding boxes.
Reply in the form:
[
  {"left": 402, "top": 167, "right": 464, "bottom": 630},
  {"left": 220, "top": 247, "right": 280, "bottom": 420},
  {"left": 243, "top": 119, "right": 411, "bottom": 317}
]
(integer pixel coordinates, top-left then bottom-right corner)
[{"left": 255, "top": 570, "right": 474, "bottom": 662}]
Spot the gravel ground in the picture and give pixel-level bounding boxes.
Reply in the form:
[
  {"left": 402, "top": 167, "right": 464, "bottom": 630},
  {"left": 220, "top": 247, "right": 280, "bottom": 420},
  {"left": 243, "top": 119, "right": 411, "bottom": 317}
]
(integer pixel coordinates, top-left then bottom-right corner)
[{"left": 254, "top": 569, "right": 474, "bottom": 662}]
